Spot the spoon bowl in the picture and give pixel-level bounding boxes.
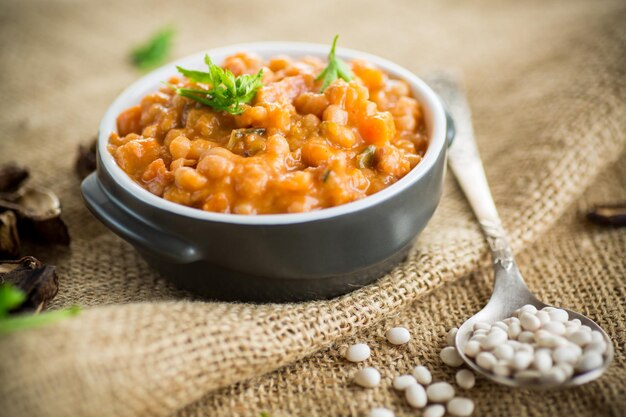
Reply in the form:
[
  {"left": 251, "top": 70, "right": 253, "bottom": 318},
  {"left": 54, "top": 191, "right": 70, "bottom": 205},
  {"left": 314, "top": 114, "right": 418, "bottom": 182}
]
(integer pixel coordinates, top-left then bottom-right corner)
[
  {"left": 431, "top": 73, "right": 615, "bottom": 389},
  {"left": 454, "top": 265, "right": 614, "bottom": 389}
]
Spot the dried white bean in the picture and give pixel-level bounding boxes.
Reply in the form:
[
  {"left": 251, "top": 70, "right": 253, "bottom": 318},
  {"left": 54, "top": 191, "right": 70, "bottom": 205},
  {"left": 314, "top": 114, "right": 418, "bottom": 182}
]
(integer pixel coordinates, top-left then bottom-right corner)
[
  {"left": 345, "top": 343, "right": 370, "bottom": 362},
  {"left": 476, "top": 352, "right": 498, "bottom": 370},
  {"left": 512, "top": 351, "right": 533, "bottom": 371},
  {"left": 514, "top": 369, "right": 541, "bottom": 381},
  {"left": 473, "top": 322, "right": 491, "bottom": 331},
  {"left": 492, "top": 321, "right": 508, "bottom": 331},
  {"left": 368, "top": 408, "right": 394, "bottom": 417},
  {"left": 542, "top": 367, "right": 567, "bottom": 384},
  {"left": 585, "top": 340, "right": 608, "bottom": 354},
  {"left": 464, "top": 340, "right": 481, "bottom": 358},
  {"left": 441, "top": 346, "right": 464, "bottom": 367},
  {"left": 447, "top": 327, "right": 458, "bottom": 346},
  {"left": 542, "top": 320, "right": 566, "bottom": 335},
  {"left": 482, "top": 328, "right": 508, "bottom": 350},
  {"left": 447, "top": 397, "right": 475, "bottom": 417},
  {"left": 533, "top": 349, "right": 553, "bottom": 372},
  {"left": 455, "top": 369, "right": 476, "bottom": 389},
  {"left": 548, "top": 308, "right": 569, "bottom": 322},
  {"left": 556, "top": 362, "right": 574, "bottom": 378},
  {"left": 520, "top": 312, "right": 541, "bottom": 331},
  {"left": 590, "top": 330, "right": 604, "bottom": 343},
  {"left": 386, "top": 327, "right": 411, "bottom": 345},
  {"left": 405, "top": 383, "right": 427, "bottom": 408},
  {"left": 494, "top": 343, "right": 515, "bottom": 361},
  {"left": 507, "top": 323, "right": 522, "bottom": 339},
  {"left": 354, "top": 367, "right": 381, "bottom": 388},
  {"left": 426, "top": 382, "right": 455, "bottom": 403},
  {"left": 393, "top": 374, "right": 417, "bottom": 391},
  {"left": 476, "top": 352, "right": 497, "bottom": 370},
  {"left": 469, "top": 334, "right": 487, "bottom": 344},
  {"left": 423, "top": 404, "right": 445, "bottom": 417},
  {"left": 576, "top": 351, "right": 603, "bottom": 372},
  {"left": 535, "top": 310, "right": 551, "bottom": 326},
  {"left": 493, "top": 362, "right": 511, "bottom": 377},
  {"left": 552, "top": 345, "right": 580, "bottom": 364},
  {"left": 520, "top": 304, "right": 538, "bottom": 315},
  {"left": 569, "top": 330, "right": 592, "bottom": 346},
  {"left": 412, "top": 365, "right": 432, "bottom": 385},
  {"left": 518, "top": 331, "right": 535, "bottom": 344}
]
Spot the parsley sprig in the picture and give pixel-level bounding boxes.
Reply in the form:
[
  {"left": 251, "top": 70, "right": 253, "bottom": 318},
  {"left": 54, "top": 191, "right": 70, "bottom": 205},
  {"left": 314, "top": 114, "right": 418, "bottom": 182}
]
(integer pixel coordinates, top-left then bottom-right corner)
[
  {"left": 131, "top": 26, "right": 175, "bottom": 71},
  {"left": 316, "top": 35, "right": 354, "bottom": 92},
  {"left": 171, "top": 55, "right": 264, "bottom": 115},
  {"left": 0, "top": 283, "right": 80, "bottom": 335}
]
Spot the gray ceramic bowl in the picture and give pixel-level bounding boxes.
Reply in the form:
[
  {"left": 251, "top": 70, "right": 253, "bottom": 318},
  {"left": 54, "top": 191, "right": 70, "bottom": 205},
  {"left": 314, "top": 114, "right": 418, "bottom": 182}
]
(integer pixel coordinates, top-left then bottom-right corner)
[{"left": 82, "top": 42, "right": 454, "bottom": 302}]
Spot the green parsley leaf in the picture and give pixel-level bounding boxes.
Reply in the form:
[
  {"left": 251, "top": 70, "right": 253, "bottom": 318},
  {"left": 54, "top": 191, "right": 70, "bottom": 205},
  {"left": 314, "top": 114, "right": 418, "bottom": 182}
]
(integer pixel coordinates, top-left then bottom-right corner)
[
  {"left": 316, "top": 35, "right": 354, "bottom": 92},
  {"left": 0, "top": 283, "right": 26, "bottom": 318},
  {"left": 0, "top": 283, "right": 81, "bottom": 335},
  {"left": 131, "top": 26, "right": 175, "bottom": 71},
  {"left": 172, "top": 55, "right": 264, "bottom": 115}
]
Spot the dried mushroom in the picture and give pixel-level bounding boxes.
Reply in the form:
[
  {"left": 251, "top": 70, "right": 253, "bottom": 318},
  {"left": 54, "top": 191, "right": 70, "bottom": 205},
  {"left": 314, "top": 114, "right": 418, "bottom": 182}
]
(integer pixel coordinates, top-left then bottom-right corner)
[
  {"left": 0, "top": 163, "right": 71, "bottom": 256},
  {"left": 75, "top": 138, "right": 97, "bottom": 180},
  {"left": 0, "top": 211, "right": 20, "bottom": 259},
  {"left": 0, "top": 256, "right": 59, "bottom": 313},
  {"left": 587, "top": 203, "right": 626, "bottom": 227},
  {"left": 0, "top": 163, "right": 29, "bottom": 193}
]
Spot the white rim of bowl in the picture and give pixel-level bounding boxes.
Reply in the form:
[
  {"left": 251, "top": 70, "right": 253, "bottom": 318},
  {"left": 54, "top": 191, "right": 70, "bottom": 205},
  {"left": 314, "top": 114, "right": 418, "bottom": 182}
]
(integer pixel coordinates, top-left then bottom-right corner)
[{"left": 98, "top": 42, "right": 447, "bottom": 225}]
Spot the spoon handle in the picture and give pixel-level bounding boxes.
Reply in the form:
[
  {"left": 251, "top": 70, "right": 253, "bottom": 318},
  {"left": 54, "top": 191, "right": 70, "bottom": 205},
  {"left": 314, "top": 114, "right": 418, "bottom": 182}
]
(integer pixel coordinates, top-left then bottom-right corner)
[{"left": 429, "top": 73, "right": 514, "bottom": 269}]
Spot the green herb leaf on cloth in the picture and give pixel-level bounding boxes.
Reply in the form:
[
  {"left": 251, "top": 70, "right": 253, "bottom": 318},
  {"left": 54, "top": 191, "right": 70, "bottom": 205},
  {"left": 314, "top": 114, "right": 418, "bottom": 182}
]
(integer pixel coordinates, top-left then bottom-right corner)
[
  {"left": 316, "top": 35, "right": 354, "bottom": 92},
  {"left": 0, "top": 283, "right": 80, "bottom": 335},
  {"left": 172, "top": 55, "right": 264, "bottom": 115},
  {"left": 131, "top": 26, "right": 175, "bottom": 71}
]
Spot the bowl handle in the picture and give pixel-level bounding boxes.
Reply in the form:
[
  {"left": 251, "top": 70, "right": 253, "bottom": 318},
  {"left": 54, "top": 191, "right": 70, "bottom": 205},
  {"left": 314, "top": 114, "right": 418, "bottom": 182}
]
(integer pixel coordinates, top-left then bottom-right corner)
[{"left": 81, "top": 173, "right": 201, "bottom": 264}]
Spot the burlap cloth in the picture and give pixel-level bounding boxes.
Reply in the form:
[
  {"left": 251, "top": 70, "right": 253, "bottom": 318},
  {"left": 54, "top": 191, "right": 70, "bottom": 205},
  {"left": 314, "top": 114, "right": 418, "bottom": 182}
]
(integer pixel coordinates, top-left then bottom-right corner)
[{"left": 0, "top": 0, "right": 624, "bottom": 416}]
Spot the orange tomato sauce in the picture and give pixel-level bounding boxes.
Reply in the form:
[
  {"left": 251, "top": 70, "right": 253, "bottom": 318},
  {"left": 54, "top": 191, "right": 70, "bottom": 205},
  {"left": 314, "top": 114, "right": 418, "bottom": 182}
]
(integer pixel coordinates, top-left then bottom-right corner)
[{"left": 108, "top": 52, "right": 428, "bottom": 214}]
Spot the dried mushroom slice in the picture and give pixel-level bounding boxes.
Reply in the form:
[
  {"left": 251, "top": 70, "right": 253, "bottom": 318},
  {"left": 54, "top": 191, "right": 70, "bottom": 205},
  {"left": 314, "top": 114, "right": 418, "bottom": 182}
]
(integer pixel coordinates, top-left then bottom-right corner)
[
  {"left": 0, "top": 188, "right": 70, "bottom": 245},
  {"left": 0, "top": 163, "right": 29, "bottom": 193},
  {"left": 0, "top": 211, "right": 20, "bottom": 259},
  {"left": 0, "top": 256, "right": 59, "bottom": 313},
  {"left": 75, "top": 138, "right": 98, "bottom": 180}
]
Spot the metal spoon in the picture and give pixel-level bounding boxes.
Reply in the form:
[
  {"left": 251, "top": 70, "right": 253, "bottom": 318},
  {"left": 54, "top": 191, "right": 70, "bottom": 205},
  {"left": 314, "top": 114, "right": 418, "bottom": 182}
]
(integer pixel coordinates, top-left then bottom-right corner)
[{"left": 430, "top": 73, "right": 614, "bottom": 388}]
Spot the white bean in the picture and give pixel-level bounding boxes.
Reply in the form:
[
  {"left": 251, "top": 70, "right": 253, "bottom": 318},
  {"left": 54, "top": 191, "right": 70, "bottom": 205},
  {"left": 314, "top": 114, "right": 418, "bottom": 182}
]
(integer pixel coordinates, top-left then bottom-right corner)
[
  {"left": 533, "top": 349, "right": 553, "bottom": 372},
  {"left": 507, "top": 323, "right": 522, "bottom": 339},
  {"left": 447, "top": 327, "right": 458, "bottom": 346},
  {"left": 542, "top": 367, "right": 567, "bottom": 384},
  {"left": 455, "top": 369, "right": 476, "bottom": 389},
  {"left": 520, "top": 304, "right": 538, "bottom": 314},
  {"left": 542, "top": 321, "right": 566, "bottom": 335},
  {"left": 590, "top": 330, "right": 604, "bottom": 343},
  {"left": 548, "top": 308, "right": 569, "bottom": 322},
  {"left": 405, "top": 383, "right": 427, "bottom": 408},
  {"left": 482, "top": 328, "right": 508, "bottom": 350},
  {"left": 354, "top": 367, "right": 381, "bottom": 388},
  {"left": 423, "top": 404, "right": 445, "bottom": 417},
  {"left": 518, "top": 331, "right": 535, "bottom": 343},
  {"left": 585, "top": 340, "right": 608, "bottom": 355},
  {"left": 569, "top": 330, "right": 592, "bottom": 346},
  {"left": 492, "top": 321, "right": 508, "bottom": 331},
  {"left": 393, "top": 374, "right": 417, "bottom": 391},
  {"left": 386, "top": 327, "right": 411, "bottom": 345},
  {"left": 345, "top": 343, "right": 370, "bottom": 362},
  {"left": 576, "top": 351, "right": 603, "bottom": 372},
  {"left": 514, "top": 369, "right": 541, "bottom": 382},
  {"left": 464, "top": 340, "right": 481, "bottom": 358},
  {"left": 440, "top": 346, "right": 464, "bottom": 367},
  {"left": 520, "top": 312, "right": 541, "bottom": 331},
  {"left": 473, "top": 322, "right": 491, "bottom": 331},
  {"left": 553, "top": 345, "right": 580, "bottom": 364},
  {"left": 412, "top": 365, "right": 432, "bottom": 385},
  {"left": 447, "top": 397, "right": 475, "bottom": 417},
  {"left": 493, "top": 362, "right": 511, "bottom": 377},
  {"left": 494, "top": 343, "right": 515, "bottom": 361},
  {"left": 476, "top": 351, "right": 497, "bottom": 370},
  {"left": 535, "top": 310, "right": 551, "bottom": 326},
  {"left": 556, "top": 362, "right": 574, "bottom": 378},
  {"left": 368, "top": 408, "right": 394, "bottom": 417},
  {"left": 512, "top": 351, "right": 533, "bottom": 371},
  {"left": 426, "top": 382, "right": 455, "bottom": 403}
]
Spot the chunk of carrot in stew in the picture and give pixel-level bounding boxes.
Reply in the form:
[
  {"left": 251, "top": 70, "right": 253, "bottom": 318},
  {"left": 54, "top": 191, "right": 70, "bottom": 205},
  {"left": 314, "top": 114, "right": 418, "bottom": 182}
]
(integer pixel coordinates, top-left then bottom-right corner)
[
  {"left": 358, "top": 112, "right": 396, "bottom": 146},
  {"left": 116, "top": 105, "right": 143, "bottom": 136}
]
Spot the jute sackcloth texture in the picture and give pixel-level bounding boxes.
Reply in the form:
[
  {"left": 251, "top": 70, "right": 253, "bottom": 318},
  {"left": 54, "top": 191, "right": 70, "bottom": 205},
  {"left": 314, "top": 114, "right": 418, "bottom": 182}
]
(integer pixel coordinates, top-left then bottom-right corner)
[{"left": 0, "top": 0, "right": 624, "bottom": 416}]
